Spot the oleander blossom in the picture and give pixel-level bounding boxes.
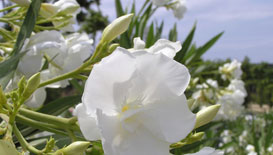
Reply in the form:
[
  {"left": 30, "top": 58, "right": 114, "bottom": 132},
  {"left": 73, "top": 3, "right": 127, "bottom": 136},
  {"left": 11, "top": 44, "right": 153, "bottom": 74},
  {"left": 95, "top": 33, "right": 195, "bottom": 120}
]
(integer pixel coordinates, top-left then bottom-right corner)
[
  {"left": 219, "top": 59, "right": 243, "bottom": 80},
  {"left": 40, "top": 0, "right": 80, "bottom": 32},
  {"left": 16, "top": 30, "right": 92, "bottom": 108},
  {"left": 150, "top": 0, "right": 187, "bottom": 20},
  {"left": 75, "top": 45, "right": 196, "bottom": 154},
  {"left": 215, "top": 79, "right": 247, "bottom": 121},
  {"left": 185, "top": 147, "right": 224, "bottom": 155},
  {"left": 170, "top": 0, "right": 187, "bottom": 19},
  {"left": 192, "top": 79, "right": 218, "bottom": 106}
]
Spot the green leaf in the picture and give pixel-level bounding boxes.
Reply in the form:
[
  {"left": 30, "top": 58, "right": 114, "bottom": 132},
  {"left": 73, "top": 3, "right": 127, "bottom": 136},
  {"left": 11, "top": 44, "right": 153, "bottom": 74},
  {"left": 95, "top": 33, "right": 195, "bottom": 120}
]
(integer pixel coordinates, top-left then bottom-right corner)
[
  {"left": 154, "top": 21, "right": 164, "bottom": 41},
  {"left": 0, "top": 0, "right": 41, "bottom": 87},
  {"left": 38, "top": 95, "right": 81, "bottom": 116},
  {"left": 0, "top": 51, "right": 25, "bottom": 80},
  {"left": 185, "top": 32, "right": 223, "bottom": 65},
  {"left": 115, "top": 0, "right": 124, "bottom": 17},
  {"left": 168, "top": 23, "right": 177, "bottom": 41},
  {"left": 139, "top": 4, "right": 152, "bottom": 38},
  {"left": 146, "top": 23, "right": 154, "bottom": 48},
  {"left": 175, "top": 23, "right": 196, "bottom": 62},
  {"left": 0, "top": 140, "right": 20, "bottom": 155},
  {"left": 11, "top": 0, "right": 41, "bottom": 56},
  {"left": 182, "top": 44, "right": 196, "bottom": 63}
]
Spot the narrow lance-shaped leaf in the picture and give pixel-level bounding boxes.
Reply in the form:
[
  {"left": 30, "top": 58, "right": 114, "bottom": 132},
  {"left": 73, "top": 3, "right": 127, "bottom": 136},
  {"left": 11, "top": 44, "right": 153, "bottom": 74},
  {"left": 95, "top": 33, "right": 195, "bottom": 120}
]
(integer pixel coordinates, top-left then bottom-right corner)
[
  {"left": 154, "top": 21, "right": 164, "bottom": 41},
  {"left": 175, "top": 23, "right": 196, "bottom": 62},
  {"left": 146, "top": 23, "right": 154, "bottom": 48},
  {"left": 186, "top": 32, "right": 224, "bottom": 65},
  {"left": 139, "top": 4, "right": 152, "bottom": 38},
  {"left": 169, "top": 23, "right": 177, "bottom": 42},
  {"left": 11, "top": 0, "right": 41, "bottom": 56},
  {"left": 115, "top": 0, "right": 124, "bottom": 17}
]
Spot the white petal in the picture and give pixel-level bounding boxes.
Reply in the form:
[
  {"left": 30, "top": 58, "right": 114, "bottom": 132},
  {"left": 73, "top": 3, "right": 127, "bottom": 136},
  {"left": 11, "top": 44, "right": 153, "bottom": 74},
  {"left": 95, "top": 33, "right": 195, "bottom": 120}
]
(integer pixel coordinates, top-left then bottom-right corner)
[
  {"left": 25, "top": 87, "right": 46, "bottom": 109},
  {"left": 82, "top": 48, "right": 136, "bottom": 115},
  {"left": 185, "top": 147, "right": 224, "bottom": 155},
  {"left": 133, "top": 37, "right": 146, "bottom": 50},
  {"left": 148, "top": 39, "right": 181, "bottom": 58},
  {"left": 54, "top": 0, "right": 80, "bottom": 15},
  {"left": 96, "top": 110, "right": 170, "bottom": 155},
  {"left": 74, "top": 104, "right": 100, "bottom": 140},
  {"left": 18, "top": 50, "right": 43, "bottom": 78},
  {"left": 27, "top": 31, "right": 64, "bottom": 46},
  {"left": 134, "top": 52, "right": 190, "bottom": 96},
  {"left": 136, "top": 94, "right": 196, "bottom": 143}
]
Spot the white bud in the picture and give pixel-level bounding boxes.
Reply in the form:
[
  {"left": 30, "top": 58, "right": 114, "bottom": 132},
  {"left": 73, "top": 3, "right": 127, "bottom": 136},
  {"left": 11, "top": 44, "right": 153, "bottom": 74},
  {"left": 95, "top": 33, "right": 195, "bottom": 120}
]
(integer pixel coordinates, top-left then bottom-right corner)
[{"left": 101, "top": 14, "right": 133, "bottom": 43}]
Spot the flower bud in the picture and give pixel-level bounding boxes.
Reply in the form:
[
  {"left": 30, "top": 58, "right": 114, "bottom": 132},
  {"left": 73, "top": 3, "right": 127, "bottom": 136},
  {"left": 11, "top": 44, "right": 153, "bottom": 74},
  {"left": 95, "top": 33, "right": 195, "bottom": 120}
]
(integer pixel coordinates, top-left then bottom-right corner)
[
  {"left": 18, "top": 76, "right": 26, "bottom": 96},
  {"left": 22, "top": 73, "right": 40, "bottom": 101},
  {"left": 187, "top": 132, "right": 204, "bottom": 144},
  {"left": 10, "top": 0, "right": 30, "bottom": 7},
  {"left": 187, "top": 99, "right": 195, "bottom": 109},
  {"left": 101, "top": 14, "right": 133, "bottom": 43},
  {"left": 55, "top": 141, "right": 90, "bottom": 155},
  {"left": 40, "top": 3, "right": 58, "bottom": 18},
  {"left": 194, "top": 104, "right": 221, "bottom": 129}
]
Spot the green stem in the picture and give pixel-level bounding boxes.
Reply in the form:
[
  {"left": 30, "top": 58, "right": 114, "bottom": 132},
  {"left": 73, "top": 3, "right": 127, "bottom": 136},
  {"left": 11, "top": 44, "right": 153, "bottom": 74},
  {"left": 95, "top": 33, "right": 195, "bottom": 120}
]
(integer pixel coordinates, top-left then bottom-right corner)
[
  {"left": 38, "top": 57, "right": 96, "bottom": 88},
  {"left": 0, "top": 18, "right": 13, "bottom": 25},
  {"left": 19, "top": 108, "right": 80, "bottom": 131},
  {"left": 13, "top": 123, "right": 43, "bottom": 154},
  {"left": 16, "top": 114, "right": 68, "bottom": 136},
  {"left": 72, "top": 74, "right": 88, "bottom": 81},
  {"left": 67, "top": 129, "right": 77, "bottom": 142},
  {"left": 0, "top": 28, "right": 15, "bottom": 41},
  {"left": 0, "top": 5, "right": 19, "bottom": 12}
]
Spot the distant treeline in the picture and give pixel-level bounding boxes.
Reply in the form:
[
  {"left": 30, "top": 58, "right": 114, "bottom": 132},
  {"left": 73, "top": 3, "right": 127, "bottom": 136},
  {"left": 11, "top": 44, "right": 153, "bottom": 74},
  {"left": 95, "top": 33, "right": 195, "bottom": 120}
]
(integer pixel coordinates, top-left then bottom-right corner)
[{"left": 201, "top": 57, "right": 273, "bottom": 106}]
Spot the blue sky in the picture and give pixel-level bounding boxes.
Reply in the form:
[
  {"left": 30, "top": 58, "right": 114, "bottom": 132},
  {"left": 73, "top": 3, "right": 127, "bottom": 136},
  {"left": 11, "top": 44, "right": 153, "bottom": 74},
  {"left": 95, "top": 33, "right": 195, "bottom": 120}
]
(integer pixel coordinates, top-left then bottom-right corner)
[{"left": 100, "top": 0, "right": 273, "bottom": 63}]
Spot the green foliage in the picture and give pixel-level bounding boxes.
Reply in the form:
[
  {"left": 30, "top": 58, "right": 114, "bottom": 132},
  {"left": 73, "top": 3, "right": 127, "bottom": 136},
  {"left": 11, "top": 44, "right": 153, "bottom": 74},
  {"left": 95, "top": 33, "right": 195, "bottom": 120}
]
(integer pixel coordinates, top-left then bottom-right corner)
[
  {"left": 242, "top": 58, "right": 273, "bottom": 106},
  {"left": 38, "top": 95, "right": 81, "bottom": 116},
  {"left": 0, "top": 0, "right": 41, "bottom": 88}
]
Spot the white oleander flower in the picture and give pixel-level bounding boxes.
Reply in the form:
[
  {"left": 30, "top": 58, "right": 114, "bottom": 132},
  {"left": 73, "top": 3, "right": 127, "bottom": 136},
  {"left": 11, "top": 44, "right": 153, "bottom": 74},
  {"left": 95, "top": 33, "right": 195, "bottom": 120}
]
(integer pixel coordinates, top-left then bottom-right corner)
[
  {"left": 170, "top": 0, "right": 187, "bottom": 19},
  {"left": 18, "top": 30, "right": 65, "bottom": 78},
  {"left": 219, "top": 59, "right": 243, "bottom": 80},
  {"left": 239, "top": 130, "right": 248, "bottom": 146},
  {"left": 192, "top": 79, "right": 218, "bottom": 106},
  {"left": 18, "top": 30, "right": 92, "bottom": 88},
  {"left": 74, "top": 47, "right": 196, "bottom": 155},
  {"left": 267, "top": 144, "right": 273, "bottom": 153},
  {"left": 41, "top": 32, "right": 93, "bottom": 88},
  {"left": 132, "top": 37, "right": 181, "bottom": 59},
  {"left": 227, "top": 79, "right": 247, "bottom": 96},
  {"left": 185, "top": 147, "right": 224, "bottom": 155},
  {"left": 246, "top": 144, "right": 257, "bottom": 155},
  {"left": 215, "top": 89, "right": 245, "bottom": 120},
  {"left": 40, "top": 0, "right": 80, "bottom": 32},
  {"left": 220, "top": 130, "right": 232, "bottom": 144}
]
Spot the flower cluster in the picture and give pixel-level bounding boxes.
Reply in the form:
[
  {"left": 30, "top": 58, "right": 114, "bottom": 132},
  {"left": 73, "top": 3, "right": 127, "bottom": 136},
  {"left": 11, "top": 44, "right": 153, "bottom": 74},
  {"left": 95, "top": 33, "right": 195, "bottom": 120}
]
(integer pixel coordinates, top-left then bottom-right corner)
[
  {"left": 190, "top": 59, "right": 247, "bottom": 121},
  {"left": 216, "top": 61, "right": 247, "bottom": 120},
  {"left": 219, "top": 59, "right": 243, "bottom": 80},
  {"left": 7, "top": 30, "right": 93, "bottom": 109}
]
